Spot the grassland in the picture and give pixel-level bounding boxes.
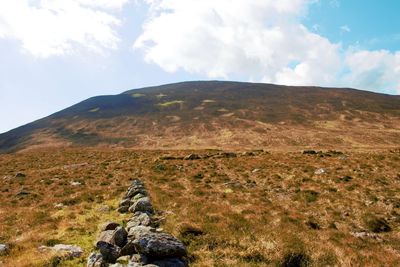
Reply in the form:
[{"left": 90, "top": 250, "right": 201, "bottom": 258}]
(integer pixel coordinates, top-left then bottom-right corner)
[{"left": 1, "top": 148, "right": 399, "bottom": 266}]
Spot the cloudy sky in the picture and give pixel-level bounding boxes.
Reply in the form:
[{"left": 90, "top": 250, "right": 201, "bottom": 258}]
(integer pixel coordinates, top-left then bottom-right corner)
[{"left": 0, "top": 0, "right": 399, "bottom": 133}]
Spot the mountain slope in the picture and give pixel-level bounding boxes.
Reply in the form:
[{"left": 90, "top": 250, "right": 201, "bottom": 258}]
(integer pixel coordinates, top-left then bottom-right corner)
[{"left": 1, "top": 81, "right": 399, "bottom": 152}]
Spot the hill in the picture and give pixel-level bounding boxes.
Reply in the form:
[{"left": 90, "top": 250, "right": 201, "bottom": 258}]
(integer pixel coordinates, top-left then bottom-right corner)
[{"left": 0, "top": 81, "right": 399, "bottom": 152}]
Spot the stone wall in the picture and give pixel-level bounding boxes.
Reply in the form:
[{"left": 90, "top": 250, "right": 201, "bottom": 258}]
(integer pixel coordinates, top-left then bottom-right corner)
[{"left": 88, "top": 179, "right": 188, "bottom": 267}]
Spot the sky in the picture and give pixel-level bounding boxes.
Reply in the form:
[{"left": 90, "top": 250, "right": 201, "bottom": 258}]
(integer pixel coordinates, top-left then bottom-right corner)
[{"left": 0, "top": 0, "right": 399, "bottom": 133}]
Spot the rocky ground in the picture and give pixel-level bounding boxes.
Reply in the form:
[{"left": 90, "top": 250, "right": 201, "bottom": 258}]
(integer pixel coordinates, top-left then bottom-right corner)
[{"left": 0, "top": 148, "right": 399, "bottom": 266}]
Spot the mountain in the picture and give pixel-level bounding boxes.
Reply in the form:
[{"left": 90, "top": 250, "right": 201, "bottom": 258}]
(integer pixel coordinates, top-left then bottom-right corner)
[{"left": 0, "top": 81, "right": 399, "bottom": 153}]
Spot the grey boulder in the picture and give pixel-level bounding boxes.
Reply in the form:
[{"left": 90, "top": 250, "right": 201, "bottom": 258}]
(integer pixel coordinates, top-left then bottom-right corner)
[
  {"left": 128, "top": 226, "right": 155, "bottom": 240},
  {"left": 129, "top": 198, "right": 153, "bottom": 214},
  {"left": 117, "top": 205, "right": 130, "bottom": 213},
  {"left": 96, "top": 241, "right": 121, "bottom": 263},
  {"left": 39, "top": 244, "right": 83, "bottom": 258},
  {"left": 133, "top": 233, "right": 187, "bottom": 259},
  {"left": 120, "top": 198, "right": 132, "bottom": 207}
]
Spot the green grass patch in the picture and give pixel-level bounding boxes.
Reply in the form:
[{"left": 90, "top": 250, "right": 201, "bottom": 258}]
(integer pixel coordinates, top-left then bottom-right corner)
[
  {"left": 88, "top": 108, "right": 100, "bottom": 113},
  {"left": 157, "top": 100, "right": 184, "bottom": 107}
]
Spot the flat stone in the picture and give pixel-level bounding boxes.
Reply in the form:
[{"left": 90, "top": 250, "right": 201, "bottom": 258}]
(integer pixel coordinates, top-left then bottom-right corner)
[
  {"left": 39, "top": 244, "right": 83, "bottom": 258},
  {"left": 133, "top": 232, "right": 187, "bottom": 259},
  {"left": 126, "top": 188, "right": 147, "bottom": 198},
  {"left": 129, "top": 198, "right": 153, "bottom": 214},
  {"left": 97, "top": 230, "right": 114, "bottom": 244},
  {"left": 97, "top": 227, "right": 127, "bottom": 248},
  {"left": 127, "top": 212, "right": 152, "bottom": 230},
  {"left": 132, "top": 193, "right": 147, "bottom": 202},
  {"left": 128, "top": 226, "right": 155, "bottom": 240}
]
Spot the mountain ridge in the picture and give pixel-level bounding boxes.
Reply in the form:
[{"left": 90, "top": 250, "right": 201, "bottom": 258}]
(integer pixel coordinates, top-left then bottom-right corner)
[{"left": 1, "top": 81, "right": 399, "bottom": 153}]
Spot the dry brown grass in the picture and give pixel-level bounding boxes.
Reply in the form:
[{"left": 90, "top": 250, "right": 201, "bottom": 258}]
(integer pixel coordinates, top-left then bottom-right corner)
[{"left": 0, "top": 148, "right": 399, "bottom": 266}]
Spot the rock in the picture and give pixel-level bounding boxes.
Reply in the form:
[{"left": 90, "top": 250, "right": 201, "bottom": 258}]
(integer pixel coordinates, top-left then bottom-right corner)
[
  {"left": 133, "top": 232, "right": 187, "bottom": 259},
  {"left": 40, "top": 244, "right": 83, "bottom": 258},
  {"left": 339, "top": 176, "right": 353, "bottom": 182},
  {"left": 101, "top": 221, "right": 121, "bottom": 231},
  {"left": 365, "top": 217, "right": 391, "bottom": 233},
  {"left": 0, "top": 244, "right": 9, "bottom": 255},
  {"left": 131, "top": 253, "right": 150, "bottom": 264},
  {"left": 87, "top": 252, "right": 108, "bottom": 267},
  {"left": 54, "top": 203, "right": 64, "bottom": 209},
  {"left": 129, "top": 198, "right": 153, "bottom": 214},
  {"left": 120, "top": 198, "right": 132, "bottom": 207},
  {"left": 314, "top": 168, "right": 326, "bottom": 175},
  {"left": 97, "top": 241, "right": 121, "bottom": 263},
  {"left": 15, "top": 172, "right": 26, "bottom": 178},
  {"left": 116, "top": 255, "right": 131, "bottom": 264},
  {"left": 159, "top": 156, "right": 184, "bottom": 160},
  {"left": 127, "top": 212, "right": 152, "bottom": 230},
  {"left": 113, "top": 227, "right": 128, "bottom": 247},
  {"left": 184, "top": 154, "right": 201, "bottom": 160},
  {"left": 70, "top": 181, "right": 82, "bottom": 186},
  {"left": 120, "top": 240, "right": 136, "bottom": 256},
  {"left": 126, "top": 187, "right": 148, "bottom": 198},
  {"left": 350, "top": 231, "right": 382, "bottom": 241},
  {"left": 132, "top": 193, "right": 147, "bottom": 202},
  {"left": 118, "top": 205, "right": 130, "bottom": 213},
  {"left": 53, "top": 244, "right": 83, "bottom": 258},
  {"left": 303, "top": 150, "right": 317, "bottom": 155},
  {"left": 242, "top": 151, "right": 256, "bottom": 156},
  {"left": 128, "top": 226, "right": 155, "bottom": 240},
  {"left": 16, "top": 189, "right": 31, "bottom": 196},
  {"left": 97, "top": 227, "right": 128, "bottom": 247},
  {"left": 150, "top": 258, "right": 188, "bottom": 267},
  {"left": 218, "top": 152, "right": 237, "bottom": 158},
  {"left": 131, "top": 179, "right": 144, "bottom": 186},
  {"left": 97, "top": 230, "right": 115, "bottom": 244}
]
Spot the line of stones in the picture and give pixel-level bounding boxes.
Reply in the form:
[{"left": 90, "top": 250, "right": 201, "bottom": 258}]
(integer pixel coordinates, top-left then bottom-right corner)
[{"left": 87, "top": 179, "right": 188, "bottom": 267}]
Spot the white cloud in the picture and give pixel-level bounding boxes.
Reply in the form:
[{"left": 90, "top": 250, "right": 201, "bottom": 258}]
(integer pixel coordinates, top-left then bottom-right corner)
[
  {"left": 134, "top": 0, "right": 400, "bottom": 93},
  {"left": 134, "top": 0, "right": 340, "bottom": 85},
  {"left": 0, "top": 0, "right": 129, "bottom": 57},
  {"left": 340, "top": 25, "right": 351, "bottom": 33},
  {"left": 344, "top": 50, "right": 400, "bottom": 93}
]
